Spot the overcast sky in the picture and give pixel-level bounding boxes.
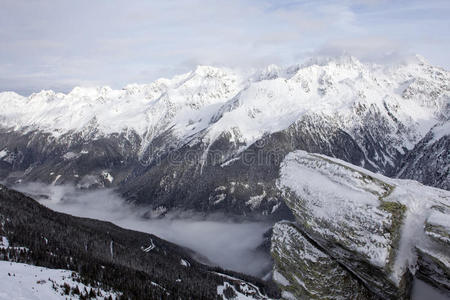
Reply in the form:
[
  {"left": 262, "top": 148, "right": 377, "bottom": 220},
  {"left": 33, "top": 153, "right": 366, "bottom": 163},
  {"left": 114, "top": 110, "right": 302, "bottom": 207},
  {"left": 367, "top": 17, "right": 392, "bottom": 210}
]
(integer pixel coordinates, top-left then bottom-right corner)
[{"left": 1, "top": 0, "right": 449, "bottom": 95}]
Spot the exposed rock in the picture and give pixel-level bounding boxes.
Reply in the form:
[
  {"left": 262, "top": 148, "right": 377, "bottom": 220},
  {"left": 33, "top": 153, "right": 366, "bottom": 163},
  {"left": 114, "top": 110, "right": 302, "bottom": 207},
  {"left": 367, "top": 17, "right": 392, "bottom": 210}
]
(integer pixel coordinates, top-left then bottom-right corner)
[
  {"left": 415, "top": 205, "right": 450, "bottom": 293},
  {"left": 275, "top": 150, "right": 450, "bottom": 299},
  {"left": 397, "top": 123, "right": 449, "bottom": 191},
  {"left": 271, "top": 221, "right": 375, "bottom": 299}
]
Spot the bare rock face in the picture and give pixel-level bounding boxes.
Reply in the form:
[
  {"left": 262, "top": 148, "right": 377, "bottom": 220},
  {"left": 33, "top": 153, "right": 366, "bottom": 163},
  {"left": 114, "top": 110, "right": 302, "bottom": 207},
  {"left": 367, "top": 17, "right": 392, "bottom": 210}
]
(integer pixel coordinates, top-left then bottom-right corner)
[
  {"left": 415, "top": 206, "right": 450, "bottom": 293},
  {"left": 397, "top": 123, "right": 450, "bottom": 191},
  {"left": 273, "top": 150, "right": 450, "bottom": 299},
  {"left": 271, "top": 221, "right": 375, "bottom": 299}
]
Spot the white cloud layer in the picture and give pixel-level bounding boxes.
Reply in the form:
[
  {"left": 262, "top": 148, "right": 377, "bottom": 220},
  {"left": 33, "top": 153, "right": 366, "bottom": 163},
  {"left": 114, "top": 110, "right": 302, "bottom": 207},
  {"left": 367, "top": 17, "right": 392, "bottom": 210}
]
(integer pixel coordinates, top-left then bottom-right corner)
[
  {"left": 1, "top": 0, "right": 449, "bottom": 94},
  {"left": 12, "top": 182, "right": 273, "bottom": 277}
]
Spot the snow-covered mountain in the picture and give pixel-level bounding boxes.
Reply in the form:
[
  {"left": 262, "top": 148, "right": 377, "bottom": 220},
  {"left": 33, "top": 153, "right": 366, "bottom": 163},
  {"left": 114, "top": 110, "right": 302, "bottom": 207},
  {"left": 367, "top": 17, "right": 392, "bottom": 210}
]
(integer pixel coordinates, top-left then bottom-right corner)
[
  {"left": 0, "top": 55, "right": 448, "bottom": 215},
  {"left": 1, "top": 56, "right": 449, "bottom": 299},
  {"left": 0, "top": 56, "right": 446, "bottom": 152}
]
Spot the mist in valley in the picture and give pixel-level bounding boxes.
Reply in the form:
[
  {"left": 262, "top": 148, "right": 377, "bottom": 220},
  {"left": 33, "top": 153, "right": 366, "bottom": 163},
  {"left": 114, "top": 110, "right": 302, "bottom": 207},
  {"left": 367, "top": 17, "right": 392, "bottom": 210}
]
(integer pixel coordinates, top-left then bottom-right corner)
[
  {"left": 6, "top": 182, "right": 450, "bottom": 298},
  {"left": 12, "top": 182, "right": 273, "bottom": 277}
]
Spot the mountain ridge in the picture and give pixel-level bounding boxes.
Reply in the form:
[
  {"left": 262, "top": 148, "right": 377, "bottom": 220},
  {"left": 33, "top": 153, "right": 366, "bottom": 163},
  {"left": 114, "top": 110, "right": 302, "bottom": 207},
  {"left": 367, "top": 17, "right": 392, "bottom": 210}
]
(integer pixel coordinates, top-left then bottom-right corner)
[
  {"left": 0, "top": 55, "right": 448, "bottom": 215},
  {"left": 0, "top": 55, "right": 446, "bottom": 139}
]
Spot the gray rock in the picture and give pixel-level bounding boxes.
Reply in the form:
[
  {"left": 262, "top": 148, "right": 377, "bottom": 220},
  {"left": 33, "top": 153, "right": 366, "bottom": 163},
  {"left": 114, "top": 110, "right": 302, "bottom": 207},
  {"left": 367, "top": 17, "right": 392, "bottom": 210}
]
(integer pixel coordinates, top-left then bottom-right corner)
[{"left": 271, "top": 221, "right": 375, "bottom": 299}]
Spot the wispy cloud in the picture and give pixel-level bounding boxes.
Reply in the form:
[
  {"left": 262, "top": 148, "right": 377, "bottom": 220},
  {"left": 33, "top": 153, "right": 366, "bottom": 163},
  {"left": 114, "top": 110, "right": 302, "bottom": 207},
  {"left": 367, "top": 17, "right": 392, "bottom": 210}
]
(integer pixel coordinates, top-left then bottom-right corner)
[{"left": 1, "top": 0, "right": 449, "bottom": 95}]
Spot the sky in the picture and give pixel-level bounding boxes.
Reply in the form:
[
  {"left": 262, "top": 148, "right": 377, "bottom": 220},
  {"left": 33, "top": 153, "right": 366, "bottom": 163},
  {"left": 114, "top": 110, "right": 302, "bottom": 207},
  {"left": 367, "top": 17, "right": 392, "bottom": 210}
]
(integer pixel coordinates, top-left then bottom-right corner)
[{"left": 1, "top": 0, "right": 449, "bottom": 95}]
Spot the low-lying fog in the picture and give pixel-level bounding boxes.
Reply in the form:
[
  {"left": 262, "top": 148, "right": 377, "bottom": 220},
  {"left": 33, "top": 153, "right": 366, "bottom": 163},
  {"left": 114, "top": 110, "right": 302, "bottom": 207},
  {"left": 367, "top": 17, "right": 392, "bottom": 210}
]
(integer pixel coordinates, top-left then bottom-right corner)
[
  {"left": 12, "top": 182, "right": 273, "bottom": 277},
  {"left": 10, "top": 182, "right": 448, "bottom": 299}
]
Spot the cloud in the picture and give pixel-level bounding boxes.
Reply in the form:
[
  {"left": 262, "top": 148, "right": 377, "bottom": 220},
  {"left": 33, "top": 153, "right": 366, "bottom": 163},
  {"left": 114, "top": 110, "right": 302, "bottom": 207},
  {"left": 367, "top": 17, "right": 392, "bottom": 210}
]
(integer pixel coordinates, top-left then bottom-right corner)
[
  {"left": 1, "top": 0, "right": 449, "bottom": 94},
  {"left": 12, "top": 182, "right": 273, "bottom": 277},
  {"left": 310, "top": 36, "right": 407, "bottom": 63}
]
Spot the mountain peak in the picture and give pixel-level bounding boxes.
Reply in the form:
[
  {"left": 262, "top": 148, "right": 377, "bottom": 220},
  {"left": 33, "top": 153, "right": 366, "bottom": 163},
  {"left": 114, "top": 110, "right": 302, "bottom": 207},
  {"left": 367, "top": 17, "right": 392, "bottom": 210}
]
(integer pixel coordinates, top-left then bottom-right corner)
[
  {"left": 412, "top": 54, "right": 430, "bottom": 66},
  {"left": 0, "top": 55, "right": 446, "bottom": 145},
  {"left": 253, "top": 64, "right": 283, "bottom": 81},
  {"left": 68, "top": 86, "right": 113, "bottom": 98},
  {"left": 301, "top": 55, "right": 363, "bottom": 69},
  {"left": 191, "top": 65, "right": 231, "bottom": 77}
]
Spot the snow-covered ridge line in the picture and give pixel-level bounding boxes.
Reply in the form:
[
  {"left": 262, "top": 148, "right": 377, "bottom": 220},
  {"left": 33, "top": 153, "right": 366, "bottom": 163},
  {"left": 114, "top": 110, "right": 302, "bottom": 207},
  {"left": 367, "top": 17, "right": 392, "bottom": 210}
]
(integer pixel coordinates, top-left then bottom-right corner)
[{"left": 0, "top": 55, "right": 447, "bottom": 145}]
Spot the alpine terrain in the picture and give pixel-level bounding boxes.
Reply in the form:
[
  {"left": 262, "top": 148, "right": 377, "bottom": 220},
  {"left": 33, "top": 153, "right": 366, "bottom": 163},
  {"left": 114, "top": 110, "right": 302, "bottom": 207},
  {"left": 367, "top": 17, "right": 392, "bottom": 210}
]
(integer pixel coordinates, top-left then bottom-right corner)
[
  {"left": 0, "top": 55, "right": 448, "bottom": 216},
  {"left": 0, "top": 184, "right": 279, "bottom": 299},
  {"left": 0, "top": 55, "right": 449, "bottom": 299}
]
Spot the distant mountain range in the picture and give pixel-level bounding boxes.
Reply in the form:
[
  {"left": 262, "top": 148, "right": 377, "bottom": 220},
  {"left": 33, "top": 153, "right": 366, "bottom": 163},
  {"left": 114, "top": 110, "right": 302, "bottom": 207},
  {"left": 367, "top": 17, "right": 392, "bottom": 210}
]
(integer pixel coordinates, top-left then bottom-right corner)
[{"left": 0, "top": 55, "right": 448, "bottom": 217}]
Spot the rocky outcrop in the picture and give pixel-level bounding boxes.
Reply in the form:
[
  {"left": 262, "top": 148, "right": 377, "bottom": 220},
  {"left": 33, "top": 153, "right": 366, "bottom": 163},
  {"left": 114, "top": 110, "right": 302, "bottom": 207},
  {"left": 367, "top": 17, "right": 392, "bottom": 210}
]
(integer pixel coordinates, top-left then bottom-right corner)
[
  {"left": 273, "top": 150, "right": 450, "bottom": 299},
  {"left": 397, "top": 123, "right": 449, "bottom": 191},
  {"left": 415, "top": 205, "right": 450, "bottom": 293},
  {"left": 271, "top": 221, "right": 375, "bottom": 299}
]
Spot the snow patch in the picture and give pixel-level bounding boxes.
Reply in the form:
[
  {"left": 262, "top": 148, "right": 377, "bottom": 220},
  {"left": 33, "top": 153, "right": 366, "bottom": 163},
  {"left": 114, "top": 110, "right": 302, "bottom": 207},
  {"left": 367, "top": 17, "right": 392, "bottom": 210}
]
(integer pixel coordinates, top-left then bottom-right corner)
[
  {"left": 0, "top": 261, "right": 119, "bottom": 300},
  {"left": 180, "top": 259, "right": 190, "bottom": 267},
  {"left": 0, "top": 236, "right": 9, "bottom": 248},
  {"left": 273, "top": 270, "right": 290, "bottom": 287},
  {"left": 0, "top": 149, "right": 8, "bottom": 159},
  {"left": 246, "top": 190, "right": 266, "bottom": 210},
  {"left": 62, "top": 152, "right": 80, "bottom": 160},
  {"left": 215, "top": 272, "right": 272, "bottom": 299},
  {"left": 430, "top": 122, "right": 450, "bottom": 143},
  {"left": 141, "top": 238, "right": 155, "bottom": 252},
  {"left": 101, "top": 171, "right": 114, "bottom": 183}
]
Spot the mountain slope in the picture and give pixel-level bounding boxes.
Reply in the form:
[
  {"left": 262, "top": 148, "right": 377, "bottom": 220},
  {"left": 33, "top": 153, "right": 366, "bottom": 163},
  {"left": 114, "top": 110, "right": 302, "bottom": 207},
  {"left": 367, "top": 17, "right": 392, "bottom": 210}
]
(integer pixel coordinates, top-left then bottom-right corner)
[
  {"left": 0, "top": 55, "right": 448, "bottom": 215},
  {"left": 0, "top": 185, "right": 279, "bottom": 299},
  {"left": 396, "top": 122, "right": 450, "bottom": 190},
  {"left": 0, "top": 261, "right": 119, "bottom": 300}
]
